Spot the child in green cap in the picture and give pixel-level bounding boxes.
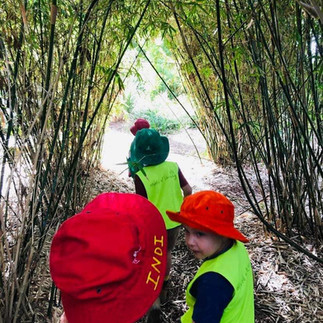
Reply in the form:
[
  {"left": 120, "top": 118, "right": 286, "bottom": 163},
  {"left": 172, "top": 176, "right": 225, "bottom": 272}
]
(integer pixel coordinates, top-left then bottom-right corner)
[{"left": 128, "top": 128, "right": 192, "bottom": 323}]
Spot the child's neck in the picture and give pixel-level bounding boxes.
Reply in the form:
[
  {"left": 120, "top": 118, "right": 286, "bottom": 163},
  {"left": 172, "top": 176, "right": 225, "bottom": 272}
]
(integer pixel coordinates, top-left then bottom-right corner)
[{"left": 207, "top": 239, "right": 234, "bottom": 260}]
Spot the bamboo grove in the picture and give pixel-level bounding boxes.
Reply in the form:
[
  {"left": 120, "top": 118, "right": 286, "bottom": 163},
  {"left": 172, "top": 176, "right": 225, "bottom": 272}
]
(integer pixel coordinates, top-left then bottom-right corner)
[
  {"left": 162, "top": 1, "right": 322, "bottom": 260},
  {"left": 0, "top": 0, "right": 322, "bottom": 321}
]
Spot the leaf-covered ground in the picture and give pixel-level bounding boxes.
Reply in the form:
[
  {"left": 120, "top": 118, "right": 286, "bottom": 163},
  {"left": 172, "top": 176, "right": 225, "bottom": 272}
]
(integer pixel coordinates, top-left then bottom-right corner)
[
  {"left": 43, "top": 120, "right": 322, "bottom": 322},
  {"left": 79, "top": 167, "right": 323, "bottom": 323}
]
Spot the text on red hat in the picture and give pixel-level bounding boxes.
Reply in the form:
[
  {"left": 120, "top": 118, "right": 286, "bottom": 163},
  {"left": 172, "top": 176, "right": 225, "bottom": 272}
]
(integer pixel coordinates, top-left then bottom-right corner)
[{"left": 146, "top": 235, "right": 165, "bottom": 291}]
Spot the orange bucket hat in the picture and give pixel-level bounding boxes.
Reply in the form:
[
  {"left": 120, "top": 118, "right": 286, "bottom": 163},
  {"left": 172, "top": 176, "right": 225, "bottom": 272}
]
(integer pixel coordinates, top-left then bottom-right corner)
[{"left": 166, "top": 190, "right": 248, "bottom": 242}]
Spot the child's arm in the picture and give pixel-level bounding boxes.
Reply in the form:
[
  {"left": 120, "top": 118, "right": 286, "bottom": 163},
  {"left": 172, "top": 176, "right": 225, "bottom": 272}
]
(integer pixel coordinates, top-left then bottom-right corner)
[
  {"left": 191, "top": 272, "right": 233, "bottom": 323},
  {"left": 182, "top": 183, "right": 192, "bottom": 197},
  {"left": 178, "top": 168, "right": 192, "bottom": 197},
  {"left": 59, "top": 312, "right": 68, "bottom": 323},
  {"left": 134, "top": 175, "right": 147, "bottom": 198}
]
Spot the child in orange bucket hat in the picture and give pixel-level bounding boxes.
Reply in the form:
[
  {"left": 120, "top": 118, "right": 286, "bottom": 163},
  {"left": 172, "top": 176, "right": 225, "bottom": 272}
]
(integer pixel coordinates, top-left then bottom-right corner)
[
  {"left": 50, "top": 192, "right": 167, "bottom": 323},
  {"left": 166, "top": 190, "right": 254, "bottom": 323}
]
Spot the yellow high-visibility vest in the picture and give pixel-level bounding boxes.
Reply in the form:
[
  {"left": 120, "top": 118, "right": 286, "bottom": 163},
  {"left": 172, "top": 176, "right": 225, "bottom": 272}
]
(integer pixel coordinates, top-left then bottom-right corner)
[
  {"left": 137, "top": 161, "right": 183, "bottom": 230},
  {"left": 182, "top": 241, "right": 254, "bottom": 323}
]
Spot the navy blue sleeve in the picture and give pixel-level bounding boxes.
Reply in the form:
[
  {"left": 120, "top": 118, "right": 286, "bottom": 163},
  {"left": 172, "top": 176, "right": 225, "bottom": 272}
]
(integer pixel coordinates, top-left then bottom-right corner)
[
  {"left": 190, "top": 272, "right": 234, "bottom": 323},
  {"left": 178, "top": 167, "right": 188, "bottom": 187}
]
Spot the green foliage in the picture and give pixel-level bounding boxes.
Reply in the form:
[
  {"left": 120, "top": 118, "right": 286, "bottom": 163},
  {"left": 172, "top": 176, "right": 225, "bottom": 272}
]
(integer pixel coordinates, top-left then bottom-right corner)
[
  {"left": 162, "top": 0, "right": 323, "bottom": 263},
  {"left": 134, "top": 109, "right": 180, "bottom": 133},
  {"left": 131, "top": 109, "right": 195, "bottom": 134},
  {"left": 121, "top": 92, "right": 135, "bottom": 113},
  {"left": 145, "top": 38, "right": 185, "bottom": 100}
]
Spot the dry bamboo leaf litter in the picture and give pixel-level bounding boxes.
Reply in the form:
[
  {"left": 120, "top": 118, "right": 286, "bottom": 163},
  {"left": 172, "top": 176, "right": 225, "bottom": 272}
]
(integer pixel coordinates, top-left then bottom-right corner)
[
  {"left": 31, "top": 167, "right": 322, "bottom": 323},
  {"left": 89, "top": 168, "right": 323, "bottom": 323}
]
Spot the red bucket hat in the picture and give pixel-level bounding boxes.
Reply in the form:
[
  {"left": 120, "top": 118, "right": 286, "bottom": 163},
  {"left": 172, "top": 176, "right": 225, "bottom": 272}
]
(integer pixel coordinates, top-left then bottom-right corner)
[
  {"left": 166, "top": 190, "right": 248, "bottom": 243},
  {"left": 130, "top": 118, "right": 150, "bottom": 135},
  {"left": 50, "top": 192, "right": 167, "bottom": 323}
]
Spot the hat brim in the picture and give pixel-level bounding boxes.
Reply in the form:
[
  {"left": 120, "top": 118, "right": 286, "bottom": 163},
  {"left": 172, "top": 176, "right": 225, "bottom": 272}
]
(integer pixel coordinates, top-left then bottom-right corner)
[
  {"left": 54, "top": 193, "right": 167, "bottom": 323},
  {"left": 130, "top": 125, "right": 137, "bottom": 135},
  {"left": 166, "top": 210, "right": 249, "bottom": 243}
]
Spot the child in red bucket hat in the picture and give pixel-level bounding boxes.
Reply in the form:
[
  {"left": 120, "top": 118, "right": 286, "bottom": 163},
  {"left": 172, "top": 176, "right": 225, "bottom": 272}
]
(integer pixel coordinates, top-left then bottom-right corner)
[
  {"left": 49, "top": 192, "right": 167, "bottom": 323},
  {"left": 130, "top": 118, "right": 150, "bottom": 136},
  {"left": 166, "top": 190, "right": 254, "bottom": 323},
  {"left": 128, "top": 118, "right": 150, "bottom": 177}
]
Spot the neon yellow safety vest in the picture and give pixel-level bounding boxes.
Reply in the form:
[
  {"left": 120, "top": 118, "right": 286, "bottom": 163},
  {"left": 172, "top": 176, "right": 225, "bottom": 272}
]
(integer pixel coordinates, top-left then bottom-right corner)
[
  {"left": 136, "top": 161, "right": 183, "bottom": 230},
  {"left": 182, "top": 241, "right": 254, "bottom": 323}
]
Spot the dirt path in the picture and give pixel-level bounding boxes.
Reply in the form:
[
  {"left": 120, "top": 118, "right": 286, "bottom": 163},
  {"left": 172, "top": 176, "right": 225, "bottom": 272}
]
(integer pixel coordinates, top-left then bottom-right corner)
[
  {"left": 101, "top": 121, "right": 224, "bottom": 193},
  {"left": 97, "top": 121, "right": 323, "bottom": 323},
  {"left": 100, "top": 120, "right": 249, "bottom": 214}
]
